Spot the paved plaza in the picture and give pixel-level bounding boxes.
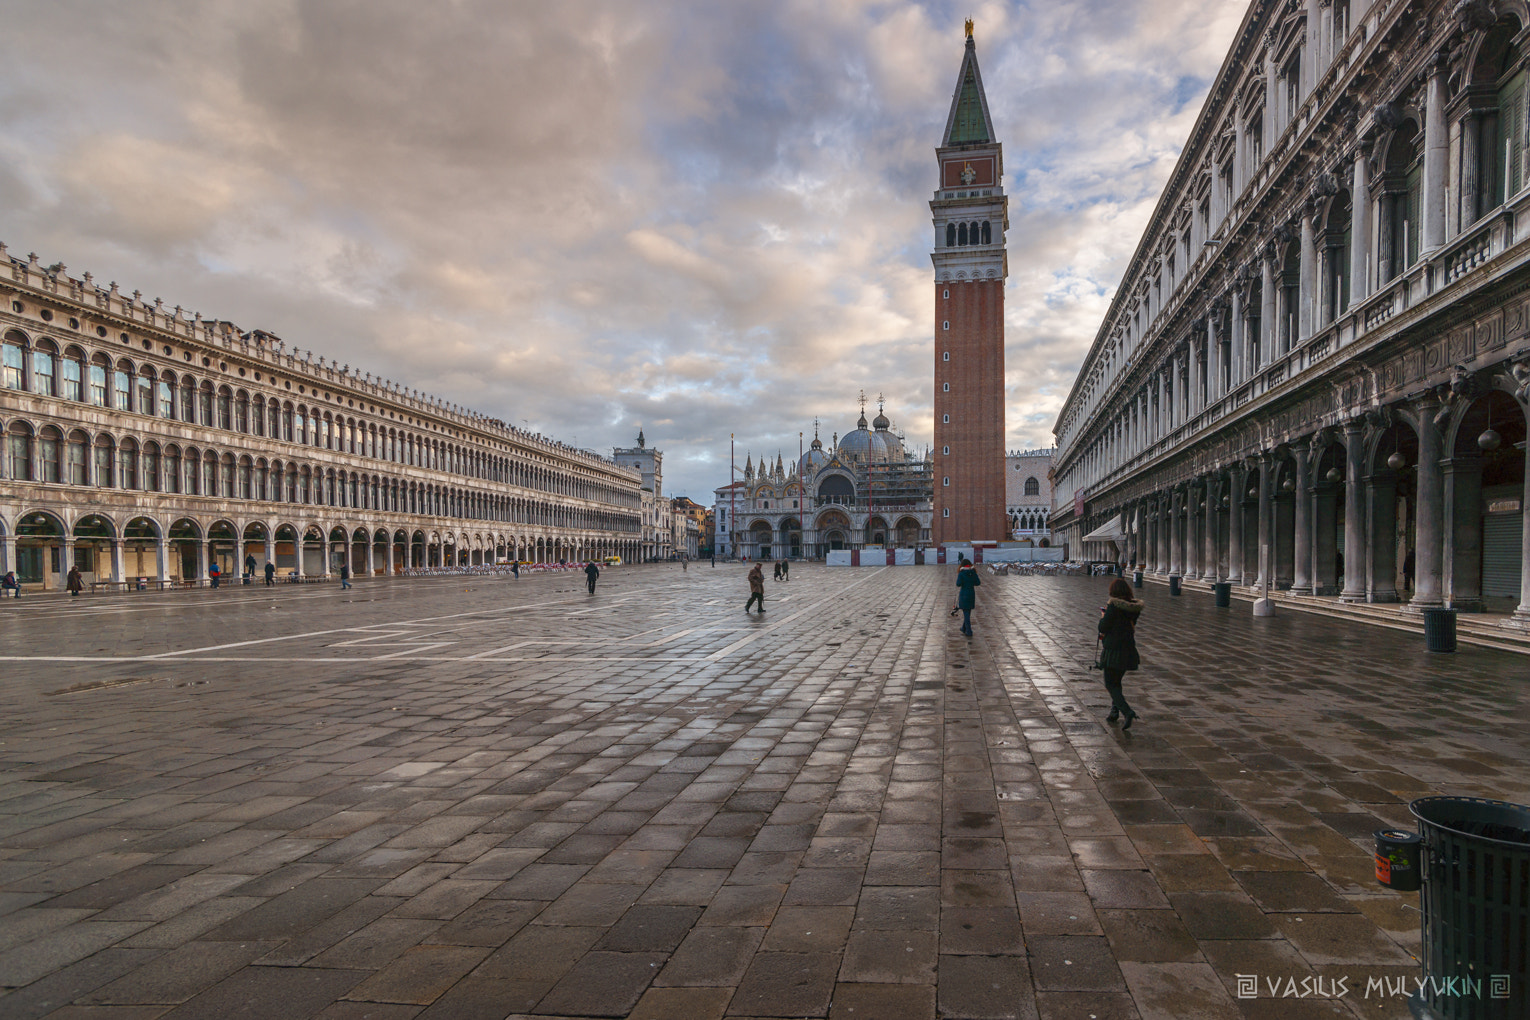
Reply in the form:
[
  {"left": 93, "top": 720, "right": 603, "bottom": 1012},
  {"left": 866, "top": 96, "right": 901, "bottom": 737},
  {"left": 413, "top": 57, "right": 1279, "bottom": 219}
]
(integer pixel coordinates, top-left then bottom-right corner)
[{"left": 0, "top": 564, "right": 1526, "bottom": 1020}]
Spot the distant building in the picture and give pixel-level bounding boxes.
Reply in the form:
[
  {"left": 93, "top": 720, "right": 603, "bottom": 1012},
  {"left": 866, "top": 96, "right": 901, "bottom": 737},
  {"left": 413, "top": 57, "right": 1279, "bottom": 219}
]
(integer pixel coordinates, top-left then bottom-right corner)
[
  {"left": 613, "top": 429, "right": 670, "bottom": 561},
  {"left": 715, "top": 401, "right": 934, "bottom": 560},
  {"left": 1005, "top": 448, "right": 1055, "bottom": 543}
]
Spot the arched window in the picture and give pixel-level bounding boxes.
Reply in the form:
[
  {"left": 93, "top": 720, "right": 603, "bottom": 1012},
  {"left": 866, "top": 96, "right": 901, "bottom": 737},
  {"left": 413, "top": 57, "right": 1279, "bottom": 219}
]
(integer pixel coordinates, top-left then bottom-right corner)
[
  {"left": 39, "top": 425, "right": 62, "bottom": 483},
  {"left": 1024, "top": 476, "right": 1040, "bottom": 496},
  {"left": 2, "top": 334, "right": 24, "bottom": 390},
  {"left": 235, "top": 391, "right": 249, "bottom": 433},
  {"left": 238, "top": 456, "right": 253, "bottom": 499},
  {"left": 198, "top": 381, "right": 214, "bottom": 424},
  {"left": 252, "top": 395, "right": 265, "bottom": 436},
  {"left": 119, "top": 437, "right": 139, "bottom": 489},
  {"left": 164, "top": 445, "right": 181, "bottom": 494},
  {"left": 981, "top": 220, "right": 992, "bottom": 245},
  {"left": 143, "top": 440, "right": 161, "bottom": 492},
  {"left": 217, "top": 387, "right": 232, "bottom": 430},
  {"left": 958, "top": 222, "right": 968, "bottom": 246},
  {"left": 7, "top": 422, "right": 33, "bottom": 480},
  {"left": 1381, "top": 119, "right": 1421, "bottom": 282},
  {"left": 1280, "top": 242, "right": 1300, "bottom": 353},
  {"left": 114, "top": 361, "right": 133, "bottom": 410},
  {"left": 295, "top": 407, "right": 308, "bottom": 444},
  {"left": 282, "top": 403, "right": 294, "bottom": 442},
  {"left": 65, "top": 430, "right": 87, "bottom": 485},
  {"left": 137, "top": 367, "right": 155, "bottom": 416},
  {"left": 184, "top": 447, "right": 200, "bottom": 495},
  {"left": 946, "top": 223, "right": 957, "bottom": 247},
  {"left": 61, "top": 348, "right": 85, "bottom": 402},
  {"left": 158, "top": 372, "right": 175, "bottom": 418},
  {"left": 1322, "top": 191, "right": 1352, "bottom": 324},
  {"left": 1470, "top": 20, "right": 1527, "bottom": 217},
  {"left": 203, "top": 450, "right": 218, "bottom": 497},
  {"left": 221, "top": 453, "right": 235, "bottom": 496},
  {"left": 93, "top": 435, "right": 113, "bottom": 487},
  {"left": 33, "top": 342, "right": 56, "bottom": 397},
  {"left": 89, "top": 354, "right": 109, "bottom": 406}
]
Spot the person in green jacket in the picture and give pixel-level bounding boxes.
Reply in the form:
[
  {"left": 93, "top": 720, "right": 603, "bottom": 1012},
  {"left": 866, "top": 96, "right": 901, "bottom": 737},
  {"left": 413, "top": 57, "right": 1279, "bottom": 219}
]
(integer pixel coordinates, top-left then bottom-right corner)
[
  {"left": 955, "top": 557, "right": 980, "bottom": 637},
  {"left": 1097, "top": 577, "right": 1143, "bottom": 729}
]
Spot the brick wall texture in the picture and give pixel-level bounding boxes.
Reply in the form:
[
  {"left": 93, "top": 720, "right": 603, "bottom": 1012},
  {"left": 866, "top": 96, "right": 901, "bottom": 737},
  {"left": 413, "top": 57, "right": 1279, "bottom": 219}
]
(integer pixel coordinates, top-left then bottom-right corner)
[{"left": 933, "top": 278, "right": 1007, "bottom": 544}]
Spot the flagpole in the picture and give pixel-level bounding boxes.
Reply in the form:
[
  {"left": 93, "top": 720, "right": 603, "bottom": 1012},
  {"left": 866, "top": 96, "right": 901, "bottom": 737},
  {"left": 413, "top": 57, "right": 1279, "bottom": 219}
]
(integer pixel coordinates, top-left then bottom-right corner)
[{"left": 730, "top": 434, "right": 736, "bottom": 561}]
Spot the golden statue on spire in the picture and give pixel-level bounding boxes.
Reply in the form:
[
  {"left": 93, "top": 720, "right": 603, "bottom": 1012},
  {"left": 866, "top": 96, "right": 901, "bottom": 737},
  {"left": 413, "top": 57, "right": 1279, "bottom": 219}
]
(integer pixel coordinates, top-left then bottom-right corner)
[{"left": 964, "top": 18, "right": 974, "bottom": 38}]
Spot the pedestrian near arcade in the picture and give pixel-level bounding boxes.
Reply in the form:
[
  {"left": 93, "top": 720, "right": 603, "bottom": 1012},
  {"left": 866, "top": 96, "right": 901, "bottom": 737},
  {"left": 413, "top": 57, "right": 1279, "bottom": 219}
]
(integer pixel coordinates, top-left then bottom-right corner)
[
  {"left": 585, "top": 560, "right": 600, "bottom": 594},
  {"left": 1097, "top": 577, "right": 1143, "bottom": 729},
  {"left": 511, "top": 560, "right": 519, "bottom": 579},
  {"left": 244, "top": 553, "right": 257, "bottom": 580},
  {"left": 2, "top": 571, "right": 19, "bottom": 598},
  {"left": 340, "top": 562, "right": 352, "bottom": 590},
  {"left": 264, "top": 560, "right": 276, "bottom": 586},
  {"left": 780, "top": 560, "right": 789, "bottom": 581},
  {"left": 955, "top": 557, "right": 980, "bottom": 637},
  {"left": 208, "top": 562, "right": 221, "bottom": 589},
  {"left": 66, "top": 565, "right": 83, "bottom": 597},
  {"left": 745, "top": 562, "right": 765, "bottom": 613},
  {"left": 773, "top": 561, "right": 782, "bottom": 581}
]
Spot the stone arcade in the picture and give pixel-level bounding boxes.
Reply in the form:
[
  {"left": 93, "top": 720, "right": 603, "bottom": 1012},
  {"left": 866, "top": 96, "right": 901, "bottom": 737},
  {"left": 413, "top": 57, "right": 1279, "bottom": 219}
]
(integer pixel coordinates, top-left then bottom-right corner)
[
  {"left": 1052, "top": 0, "right": 1530, "bottom": 630},
  {"left": 0, "top": 248, "right": 644, "bottom": 589}
]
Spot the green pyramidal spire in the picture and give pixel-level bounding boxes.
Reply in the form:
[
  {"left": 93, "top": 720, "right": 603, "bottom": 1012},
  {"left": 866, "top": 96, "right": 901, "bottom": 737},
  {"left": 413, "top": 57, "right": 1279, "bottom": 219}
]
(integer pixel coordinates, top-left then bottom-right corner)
[{"left": 942, "top": 32, "right": 994, "bottom": 146}]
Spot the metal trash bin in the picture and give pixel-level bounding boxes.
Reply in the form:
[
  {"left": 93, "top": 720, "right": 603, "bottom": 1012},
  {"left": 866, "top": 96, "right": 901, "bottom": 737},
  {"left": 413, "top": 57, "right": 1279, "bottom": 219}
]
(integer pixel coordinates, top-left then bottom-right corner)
[
  {"left": 1422, "top": 607, "right": 1458, "bottom": 653},
  {"left": 1213, "top": 582, "right": 1231, "bottom": 608},
  {"left": 1408, "top": 796, "right": 1530, "bottom": 1020},
  {"left": 1133, "top": 570, "right": 1144, "bottom": 589},
  {"left": 1168, "top": 574, "right": 1181, "bottom": 596}
]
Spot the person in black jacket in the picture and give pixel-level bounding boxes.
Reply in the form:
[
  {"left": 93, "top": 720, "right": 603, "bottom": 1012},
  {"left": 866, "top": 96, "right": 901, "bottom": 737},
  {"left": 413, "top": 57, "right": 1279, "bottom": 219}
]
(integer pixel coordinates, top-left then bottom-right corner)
[
  {"left": 585, "top": 560, "right": 600, "bottom": 594},
  {"left": 955, "top": 558, "right": 980, "bottom": 637},
  {"left": 1097, "top": 578, "right": 1143, "bottom": 729}
]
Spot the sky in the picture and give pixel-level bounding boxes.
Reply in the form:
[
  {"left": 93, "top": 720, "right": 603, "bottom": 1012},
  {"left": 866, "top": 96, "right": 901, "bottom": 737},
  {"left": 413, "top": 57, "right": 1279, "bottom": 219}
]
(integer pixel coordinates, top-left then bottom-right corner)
[{"left": 0, "top": 0, "right": 1246, "bottom": 502}]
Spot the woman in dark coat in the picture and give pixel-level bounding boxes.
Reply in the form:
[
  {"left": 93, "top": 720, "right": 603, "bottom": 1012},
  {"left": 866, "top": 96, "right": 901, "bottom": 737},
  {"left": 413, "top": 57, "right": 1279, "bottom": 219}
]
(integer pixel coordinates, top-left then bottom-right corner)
[
  {"left": 955, "top": 558, "right": 980, "bottom": 637},
  {"left": 1097, "top": 577, "right": 1143, "bottom": 729}
]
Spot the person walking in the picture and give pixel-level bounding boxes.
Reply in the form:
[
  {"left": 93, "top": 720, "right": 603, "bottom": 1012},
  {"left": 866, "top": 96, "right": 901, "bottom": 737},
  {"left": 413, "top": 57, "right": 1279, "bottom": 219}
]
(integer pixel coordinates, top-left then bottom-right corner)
[
  {"left": 949, "top": 556, "right": 969, "bottom": 616},
  {"left": 244, "top": 553, "right": 257, "bottom": 580},
  {"left": 208, "top": 561, "right": 221, "bottom": 589},
  {"left": 773, "top": 561, "right": 782, "bottom": 581},
  {"left": 67, "top": 565, "right": 83, "bottom": 598},
  {"left": 955, "top": 557, "right": 980, "bottom": 637},
  {"left": 780, "top": 560, "right": 789, "bottom": 581},
  {"left": 264, "top": 560, "right": 276, "bottom": 586},
  {"left": 512, "top": 560, "right": 520, "bottom": 579},
  {"left": 1097, "top": 577, "right": 1143, "bottom": 729},
  {"left": 340, "top": 561, "right": 352, "bottom": 590},
  {"left": 585, "top": 560, "right": 600, "bottom": 594},
  {"left": 745, "top": 562, "right": 765, "bottom": 613}
]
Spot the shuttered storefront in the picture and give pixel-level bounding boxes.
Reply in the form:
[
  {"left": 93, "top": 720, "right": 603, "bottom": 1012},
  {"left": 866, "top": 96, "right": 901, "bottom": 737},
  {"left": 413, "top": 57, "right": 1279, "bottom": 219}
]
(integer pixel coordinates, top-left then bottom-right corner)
[{"left": 1482, "top": 512, "right": 1522, "bottom": 599}]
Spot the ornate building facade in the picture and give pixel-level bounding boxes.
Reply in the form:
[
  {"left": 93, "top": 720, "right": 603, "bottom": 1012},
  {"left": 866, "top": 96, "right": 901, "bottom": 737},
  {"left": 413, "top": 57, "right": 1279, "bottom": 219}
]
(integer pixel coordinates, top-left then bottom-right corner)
[
  {"left": 1052, "top": 0, "right": 1530, "bottom": 627},
  {"left": 1006, "top": 448, "right": 1055, "bottom": 542},
  {"left": 714, "top": 404, "right": 934, "bottom": 560},
  {"left": 1, "top": 248, "right": 643, "bottom": 589},
  {"left": 932, "top": 23, "right": 1010, "bottom": 545}
]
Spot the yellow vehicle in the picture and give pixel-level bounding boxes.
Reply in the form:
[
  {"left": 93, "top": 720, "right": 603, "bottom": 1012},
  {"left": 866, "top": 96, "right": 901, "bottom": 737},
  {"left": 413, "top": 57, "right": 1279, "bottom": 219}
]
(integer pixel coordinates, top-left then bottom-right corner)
[{"left": 603, "top": 556, "right": 622, "bottom": 566}]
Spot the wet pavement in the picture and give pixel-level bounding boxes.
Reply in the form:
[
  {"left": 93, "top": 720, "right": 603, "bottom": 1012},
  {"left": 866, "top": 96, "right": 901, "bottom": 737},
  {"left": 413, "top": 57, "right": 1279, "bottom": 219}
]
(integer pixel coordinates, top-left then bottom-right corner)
[{"left": 0, "top": 563, "right": 1525, "bottom": 1019}]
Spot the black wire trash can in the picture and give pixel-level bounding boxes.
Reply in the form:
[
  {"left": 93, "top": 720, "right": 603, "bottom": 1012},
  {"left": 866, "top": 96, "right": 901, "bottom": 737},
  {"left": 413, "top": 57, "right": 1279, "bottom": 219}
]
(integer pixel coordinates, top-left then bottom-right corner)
[{"left": 1407, "top": 796, "right": 1530, "bottom": 1020}]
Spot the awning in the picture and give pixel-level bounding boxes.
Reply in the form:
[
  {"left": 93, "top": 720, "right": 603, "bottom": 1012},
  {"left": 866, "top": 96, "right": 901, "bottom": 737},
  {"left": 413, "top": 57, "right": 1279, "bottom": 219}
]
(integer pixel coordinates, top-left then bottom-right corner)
[{"left": 1082, "top": 516, "right": 1126, "bottom": 543}]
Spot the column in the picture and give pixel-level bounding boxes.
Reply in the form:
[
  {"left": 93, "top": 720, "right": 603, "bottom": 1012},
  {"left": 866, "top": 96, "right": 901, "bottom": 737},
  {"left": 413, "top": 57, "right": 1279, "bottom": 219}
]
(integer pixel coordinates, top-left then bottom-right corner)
[
  {"left": 1516, "top": 436, "right": 1530, "bottom": 620},
  {"left": 1203, "top": 480, "right": 1219, "bottom": 581},
  {"left": 1228, "top": 465, "right": 1245, "bottom": 584},
  {"left": 1275, "top": 465, "right": 1295, "bottom": 588},
  {"left": 1443, "top": 455, "right": 1484, "bottom": 611},
  {"left": 1158, "top": 494, "right": 1171, "bottom": 573},
  {"left": 111, "top": 539, "right": 125, "bottom": 584},
  {"left": 0, "top": 534, "right": 12, "bottom": 576},
  {"left": 195, "top": 538, "right": 208, "bottom": 583},
  {"left": 1299, "top": 211, "right": 1317, "bottom": 342},
  {"left": 59, "top": 536, "right": 73, "bottom": 586},
  {"left": 1256, "top": 455, "right": 1272, "bottom": 589},
  {"left": 366, "top": 535, "right": 376, "bottom": 577},
  {"left": 1188, "top": 341, "right": 1201, "bottom": 417},
  {"left": 1367, "top": 466, "right": 1399, "bottom": 602},
  {"left": 1462, "top": 115, "right": 1481, "bottom": 229},
  {"left": 265, "top": 533, "right": 275, "bottom": 576},
  {"left": 155, "top": 533, "right": 170, "bottom": 582},
  {"left": 1350, "top": 147, "right": 1371, "bottom": 305},
  {"left": 1292, "top": 443, "right": 1313, "bottom": 594},
  {"left": 1341, "top": 421, "right": 1368, "bottom": 601},
  {"left": 1186, "top": 490, "right": 1201, "bottom": 578},
  {"left": 1422, "top": 55, "right": 1447, "bottom": 253},
  {"left": 1260, "top": 255, "right": 1276, "bottom": 368},
  {"left": 1169, "top": 490, "right": 1183, "bottom": 575},
  {"left": 1410, "top": 398, "right": 1445, "bottom": 608},
  {"left": 1207, "top": 316, "right": 1221, "bottom": 402},
  {"left": 1231, "top": 290, "right": 1244, "bottom": 385}
]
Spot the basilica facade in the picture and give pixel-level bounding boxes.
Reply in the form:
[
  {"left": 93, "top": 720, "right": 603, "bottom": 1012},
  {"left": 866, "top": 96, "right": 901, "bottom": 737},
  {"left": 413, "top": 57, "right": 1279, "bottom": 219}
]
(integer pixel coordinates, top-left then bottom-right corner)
[
  {"left": 1051, "top": 0, "right": 1530, "bottom": 628},
  {"left": 1, "top": 247, "right": 644, "bottom": 589},
  {"left": 714, "top": 404, "right": 934, "bottom": 560}
]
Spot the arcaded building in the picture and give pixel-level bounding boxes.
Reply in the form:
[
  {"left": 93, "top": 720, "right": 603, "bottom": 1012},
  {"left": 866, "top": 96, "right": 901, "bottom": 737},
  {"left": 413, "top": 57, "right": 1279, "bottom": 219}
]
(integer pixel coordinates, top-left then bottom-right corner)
[
  {"left": 1005, "top": 448, "right": 1055, "bottom": 542},
  {"left": 1052, "top": 0, "right": 1530, "bottom": 628},
  {"left": 0, "top": 248, "right": 643, "bottom": 588}
]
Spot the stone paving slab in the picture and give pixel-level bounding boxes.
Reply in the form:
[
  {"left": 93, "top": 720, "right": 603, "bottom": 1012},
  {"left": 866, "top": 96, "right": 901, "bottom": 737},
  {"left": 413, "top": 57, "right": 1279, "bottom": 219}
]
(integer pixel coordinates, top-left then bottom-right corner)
[{"left": 0, "top": 564, "right": 1526, "bottom": 1019}]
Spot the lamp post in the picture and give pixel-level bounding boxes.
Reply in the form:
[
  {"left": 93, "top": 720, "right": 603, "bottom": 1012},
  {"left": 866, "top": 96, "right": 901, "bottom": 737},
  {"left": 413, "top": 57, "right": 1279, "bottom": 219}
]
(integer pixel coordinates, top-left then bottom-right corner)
[{"left": 799, "top": 431, "right": 805, "bottom": 561}]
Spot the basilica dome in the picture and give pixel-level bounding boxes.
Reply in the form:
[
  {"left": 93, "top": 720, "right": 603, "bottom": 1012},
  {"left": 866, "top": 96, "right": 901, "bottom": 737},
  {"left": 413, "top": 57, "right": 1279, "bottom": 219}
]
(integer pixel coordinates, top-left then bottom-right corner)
[{"left": 799, "top": 434, "right": 830, "bottom": 475}]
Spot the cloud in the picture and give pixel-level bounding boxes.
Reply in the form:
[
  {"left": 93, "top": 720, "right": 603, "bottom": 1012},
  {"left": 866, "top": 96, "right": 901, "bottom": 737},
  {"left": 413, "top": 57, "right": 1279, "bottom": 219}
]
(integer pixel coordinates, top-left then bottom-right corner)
[{"left": 0, "top": 0, "right": 1240, "bottom": 500}]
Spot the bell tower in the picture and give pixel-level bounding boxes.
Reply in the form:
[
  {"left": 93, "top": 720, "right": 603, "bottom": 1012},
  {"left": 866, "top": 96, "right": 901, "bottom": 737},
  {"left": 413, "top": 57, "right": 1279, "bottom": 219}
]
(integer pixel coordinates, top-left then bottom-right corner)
[{"left": 932, "top": 21, "right": 1008, "bottom": 546}]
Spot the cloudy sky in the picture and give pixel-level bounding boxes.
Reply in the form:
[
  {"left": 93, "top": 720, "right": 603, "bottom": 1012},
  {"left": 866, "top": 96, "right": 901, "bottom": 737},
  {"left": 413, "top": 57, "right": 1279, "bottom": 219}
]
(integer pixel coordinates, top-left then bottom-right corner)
[{"left": 0, "top": 0, "right": 1245, "bottom": 500}]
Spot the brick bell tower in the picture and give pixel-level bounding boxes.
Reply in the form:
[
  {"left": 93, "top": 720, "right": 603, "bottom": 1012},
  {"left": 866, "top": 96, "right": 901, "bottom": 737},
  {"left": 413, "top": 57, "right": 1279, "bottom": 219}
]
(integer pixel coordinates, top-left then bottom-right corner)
[{"left": 932, "top": 21, "right": 1008, "bottom": 547}]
